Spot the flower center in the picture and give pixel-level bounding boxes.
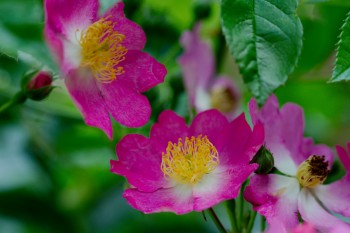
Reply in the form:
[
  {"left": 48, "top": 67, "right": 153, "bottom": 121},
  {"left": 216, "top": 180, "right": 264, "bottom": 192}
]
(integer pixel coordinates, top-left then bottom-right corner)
[
  {"left": 161, "top": 135, "right": 219, "bottom": 185},
  {"left": 210, "top": 87, "right": 237, "bottom": 113},
  {"left": 296, "top": 155, "right": 330, "bottom": 188},
  {"left": 79, "top": 17, "right": 128, "bottom": 83}
]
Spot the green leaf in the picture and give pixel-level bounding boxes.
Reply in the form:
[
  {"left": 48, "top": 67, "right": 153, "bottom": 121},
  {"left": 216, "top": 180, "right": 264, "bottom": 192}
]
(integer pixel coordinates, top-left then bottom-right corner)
[
  {"left": 331, "top": 12, "right": 350, "bottom": 82},
  {"left": 143, "top": 0, "right": 194, "bottom": 30},
  {"left": 221, "top": 0, "right": 303, "bottom": 104},
  {"left": 294, "top": 4, "right": 349, "bottom": 75},
  {"left": 304, "top": 0, "right": 350, "bottom": 6}
]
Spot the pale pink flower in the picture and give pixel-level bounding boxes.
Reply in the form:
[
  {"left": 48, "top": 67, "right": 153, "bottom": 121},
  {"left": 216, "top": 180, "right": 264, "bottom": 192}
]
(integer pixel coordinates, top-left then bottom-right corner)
[{"left": 245, "top": 95, "right": 350, "bottom": 233}]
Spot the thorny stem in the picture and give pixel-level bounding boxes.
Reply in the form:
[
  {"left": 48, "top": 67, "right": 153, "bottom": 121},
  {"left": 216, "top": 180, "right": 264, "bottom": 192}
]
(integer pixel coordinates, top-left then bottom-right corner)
[{"left": 208, "top": 207, "right": 227, "bottom": 233}]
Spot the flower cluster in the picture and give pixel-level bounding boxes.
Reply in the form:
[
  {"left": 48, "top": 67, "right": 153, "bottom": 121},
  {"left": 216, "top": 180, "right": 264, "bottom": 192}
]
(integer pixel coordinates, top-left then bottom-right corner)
[{"left": 41, "top": 0, "right": 350, "bottom": 232}]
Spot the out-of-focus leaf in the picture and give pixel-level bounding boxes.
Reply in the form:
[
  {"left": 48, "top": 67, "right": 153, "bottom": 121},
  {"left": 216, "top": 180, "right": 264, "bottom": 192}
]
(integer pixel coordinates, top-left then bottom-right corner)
[
  {"left": 0, "top": 125, "right": 50, "bottom": 192},
  {"left": 0, "top": 23, "right": 19, "bottom": 59},
  {"left": 0, "top": 0, "right": 43, "bottom": 24},
  {"left": 0, "top": 22, "right": 56, "bottom": 70},
  {"left": 331, "top": 12, "right": 350, "bottom": 82},
  {"left": 0, "top": 0, "right": 57, "bottom": 71},
  {"left": 143, "top": 0, "right": 193, "bottom": 30},
  {"left": 304, "top": 0, "right": 350, "bottom": 6},
  {"left": 293, "top": 4, "right": 349, "bottom": 75},
  {"left": 221, "top": 0, "right": 303, "bottom": 104},
  {"left": 0, "top": 191, "right": 77, "bottom": 233}
]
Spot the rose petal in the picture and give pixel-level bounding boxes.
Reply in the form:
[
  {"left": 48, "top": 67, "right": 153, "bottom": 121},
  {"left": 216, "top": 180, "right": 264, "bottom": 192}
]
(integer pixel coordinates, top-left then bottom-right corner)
[
  {"left": 98, "top": 81, "right": 151, "bottom": 128},
  {"left": 123, "top": 185, "right": 193, "bottom": 214},
  {"left": 314, "top": 174, "right": 350, "bottom": 218},
  {"left": 330, "top": 224, "right": 350, "bottom": 233},
  {"left": 188, "top": 109, "right": 229, "bottom": 144},
  {"left": 194, "top": 87, "right": 211, "bottom": 112},
  {"left": 244, "top": 174, "right": 300, "bottom": 231},
  {"left": 302, "top": 138, "right": 334, "bottom": 169},
  {"left": 279, "top": 103, "right": 305, "bottom": 161},
  {"left": 298, "top": 188, "right": 350, "bottom": 232},
  {"left": 114, "top": 50, "right": 166, "bottom": 92},
  {"left": 216, "top": 114, "right": 264, "bottom": 166},
  {"left": 336, "top": 143, "right": 350, "bottom": 171},
  {"left": 178, "top": 23, "right": 214, "bottom": 106},
  {"left": 248, "top": 97, "right": 259, "bottom": 125},
  {"left": 44, "top": 0, "right": 98, "bottom": 41},
  {"left": 103, "top": 2, "right": 146, "bottom": 50},
  {"left": 44, "top": 25, "right": 64, "bottom": 66},
  {"left": 111, "top": 134, "right": 169, "bottom": 192},
  {"left": 65, "top": 69, "right": 112, "bottom": 139},
  {"left": 193, "top": 164, "right": 258, "bottom": 211},
  {"left": 292, "top": 223, "right": 316, "bottom": 233},
  {"left": 150, "top": 110, "right": 189, "bottom": 152}
]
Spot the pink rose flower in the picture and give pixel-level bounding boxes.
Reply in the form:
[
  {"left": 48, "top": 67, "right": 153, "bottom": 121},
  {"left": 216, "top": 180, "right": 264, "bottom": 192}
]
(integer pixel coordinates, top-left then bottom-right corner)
[
  {"left": 44, "top": 0, "right": 167, "bottom": 139},
  {"left": 178, "top": 23, "right": 240, "bottom": 119},
  {"left": 111, "top": 109, "right": 264, "bottom": 214},
  {"left": 244, "top": 95, "right": 350, "bottom": 233}
]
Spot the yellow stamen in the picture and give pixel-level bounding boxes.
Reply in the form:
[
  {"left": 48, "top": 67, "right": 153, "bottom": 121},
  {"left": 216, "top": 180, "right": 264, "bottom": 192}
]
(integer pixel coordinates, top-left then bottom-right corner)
[
  {"left": 296, "top": 155, "right": 330, "bottom": 188},
  {"left": 79, "top": 17, "right": 128, "bottom": 83},
  {"left": 161, "top": 135, "right": 219, "bottom": 185}
]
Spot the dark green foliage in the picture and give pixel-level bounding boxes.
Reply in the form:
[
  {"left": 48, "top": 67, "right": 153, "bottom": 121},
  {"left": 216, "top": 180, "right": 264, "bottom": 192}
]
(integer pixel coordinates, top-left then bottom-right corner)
[{"left": 221, "top": 0, "right": 303, "bottom": 104}]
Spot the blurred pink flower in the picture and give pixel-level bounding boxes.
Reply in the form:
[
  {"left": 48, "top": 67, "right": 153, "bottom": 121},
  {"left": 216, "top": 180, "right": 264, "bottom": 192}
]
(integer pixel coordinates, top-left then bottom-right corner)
[
  {"left": 111, "top": 109, "right": 264, "bottom": 214},
  {"left": 336, "top": 142, "right": 350, "bottom": 171},
  {"left": 44, "top": 0, "right": 166, "bottom": 139},
  {"left": 178, "top": 23, "right": 240, "bottom": 119},
  {"left": 244, "top": 95, "right": 350, "bottom": 233}
]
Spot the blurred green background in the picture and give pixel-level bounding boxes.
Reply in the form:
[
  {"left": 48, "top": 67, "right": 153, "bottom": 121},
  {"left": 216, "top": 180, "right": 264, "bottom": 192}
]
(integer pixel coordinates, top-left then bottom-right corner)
[{"left": 1, "top": 0, "right": 350, "bottom": 232}]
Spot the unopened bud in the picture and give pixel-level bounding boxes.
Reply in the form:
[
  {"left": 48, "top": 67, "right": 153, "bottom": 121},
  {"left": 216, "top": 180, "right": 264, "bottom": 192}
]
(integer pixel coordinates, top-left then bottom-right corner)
[
  {"left": 24, "top": 71, "right": 54, "bottom": 101},
  {"left": 250, "top": 146, "right": 275, "bottom": 174}
]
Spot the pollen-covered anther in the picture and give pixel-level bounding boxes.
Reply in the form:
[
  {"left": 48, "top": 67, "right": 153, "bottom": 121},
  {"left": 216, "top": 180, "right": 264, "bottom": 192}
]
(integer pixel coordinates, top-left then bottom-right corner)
[
  {"left": 161, "top": 135, "right": 219, "bottom": 185},
  {"left": 296, "top": 155, "right": 330, "bottom": 188},
  {"left": 79, "top": 16, "right": 128, "bottom": 83}
]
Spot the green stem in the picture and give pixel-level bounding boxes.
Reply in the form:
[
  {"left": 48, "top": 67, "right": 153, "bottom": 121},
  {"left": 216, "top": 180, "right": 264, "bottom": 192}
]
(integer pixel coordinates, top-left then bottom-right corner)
[
  {"left": 261, "top": 216, "right": 266, "bottom": 232},
  {"left": 247, "top": 211, "right": 257, "bottom": 233},
  {"left": 225, "top": 200, "right": 239, "bottom": 233},
  {"left": 0, "top": 92, "right": 26, "bottom": 114},
  {"left": 208, "top": 208, "right": 227, "bottom": 233},
  {"left": 238, "top": 181, "right": 248, "bottom": 230}
]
